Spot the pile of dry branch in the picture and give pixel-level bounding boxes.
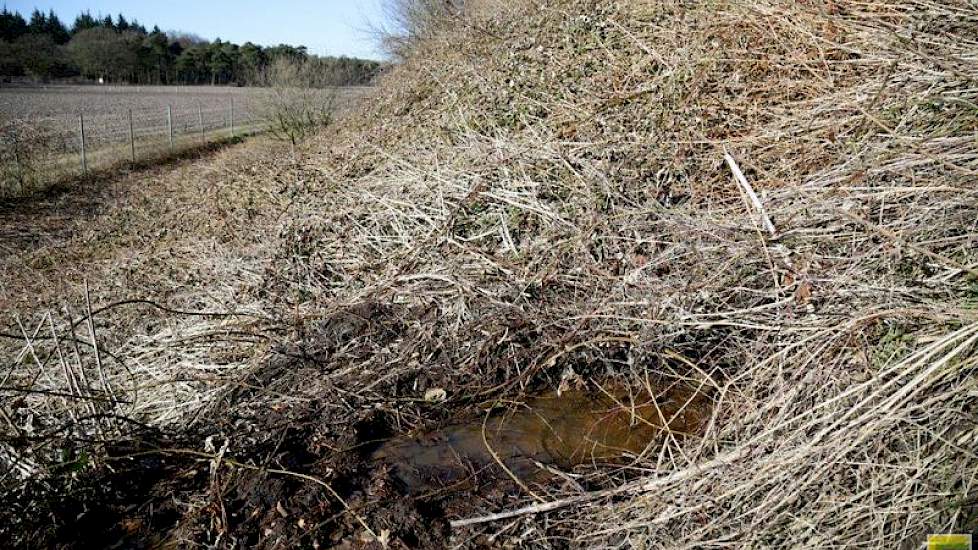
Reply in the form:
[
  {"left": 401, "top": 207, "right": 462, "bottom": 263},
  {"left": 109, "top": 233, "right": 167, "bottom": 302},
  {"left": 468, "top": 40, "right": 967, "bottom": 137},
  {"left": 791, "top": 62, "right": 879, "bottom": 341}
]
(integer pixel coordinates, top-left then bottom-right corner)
[{"left": 2, "top": 0, "right": 977, "bottom": 547}]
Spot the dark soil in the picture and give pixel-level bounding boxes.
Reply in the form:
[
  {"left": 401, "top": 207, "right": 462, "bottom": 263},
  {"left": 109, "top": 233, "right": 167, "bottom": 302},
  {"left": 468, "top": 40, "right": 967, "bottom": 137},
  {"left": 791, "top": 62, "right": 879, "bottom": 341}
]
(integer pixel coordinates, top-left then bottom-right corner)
[{"left": 1, "top": 302, "right": 710, "bottom": 549}]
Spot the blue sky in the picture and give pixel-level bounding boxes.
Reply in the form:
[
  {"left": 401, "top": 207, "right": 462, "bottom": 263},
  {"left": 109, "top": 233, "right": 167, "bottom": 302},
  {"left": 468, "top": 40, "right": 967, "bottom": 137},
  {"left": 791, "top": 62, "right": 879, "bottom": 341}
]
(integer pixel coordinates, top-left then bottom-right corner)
[{"left": 3, "top": 0, "right": 392, "bottom": 59}]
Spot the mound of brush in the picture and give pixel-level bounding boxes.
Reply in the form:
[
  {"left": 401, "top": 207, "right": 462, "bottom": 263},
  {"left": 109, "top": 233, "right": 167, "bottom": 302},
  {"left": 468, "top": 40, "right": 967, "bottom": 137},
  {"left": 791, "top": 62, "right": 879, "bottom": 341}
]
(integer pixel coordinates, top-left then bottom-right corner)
[
  {"left": 3, "top": 0, "right": 976, "bottom": 547},
  {"left": 278, "top": 0, "right": 978, "bottom": 544}
]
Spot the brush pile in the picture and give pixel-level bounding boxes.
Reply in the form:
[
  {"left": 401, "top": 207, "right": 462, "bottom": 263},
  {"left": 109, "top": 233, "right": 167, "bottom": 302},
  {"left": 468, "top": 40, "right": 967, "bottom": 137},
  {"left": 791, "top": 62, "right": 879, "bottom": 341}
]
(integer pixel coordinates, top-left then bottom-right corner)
[
  {"left": 276, "top": 0, "right": 978, "bottom": 544},
  {"left": 3, "top": 0, "right": 977, "bottom": 547}
]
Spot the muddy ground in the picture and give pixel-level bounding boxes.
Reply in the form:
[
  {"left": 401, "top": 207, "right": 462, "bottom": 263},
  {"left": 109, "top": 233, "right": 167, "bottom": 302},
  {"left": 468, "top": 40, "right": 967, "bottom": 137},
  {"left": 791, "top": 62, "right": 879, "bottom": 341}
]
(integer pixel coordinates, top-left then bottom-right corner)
[{"left": 2, "top": 303, "right": 710, "bottom": 549}]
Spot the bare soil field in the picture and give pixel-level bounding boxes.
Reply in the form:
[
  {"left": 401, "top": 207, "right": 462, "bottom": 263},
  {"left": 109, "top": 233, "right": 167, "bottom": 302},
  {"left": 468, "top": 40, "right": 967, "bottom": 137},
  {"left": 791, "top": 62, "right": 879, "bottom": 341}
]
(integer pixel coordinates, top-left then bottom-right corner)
[
  {"left": 0, "top": 84, "right": 260, "bottom": 121},
  {"left": 0, "top": 85, "right": 266, "bottom": 153},
  {"left": 0, "top": 84, "right": 367, "bottom": 197},
  {"left": 0, "top": 84, "right": 367, "bottom": 129}
]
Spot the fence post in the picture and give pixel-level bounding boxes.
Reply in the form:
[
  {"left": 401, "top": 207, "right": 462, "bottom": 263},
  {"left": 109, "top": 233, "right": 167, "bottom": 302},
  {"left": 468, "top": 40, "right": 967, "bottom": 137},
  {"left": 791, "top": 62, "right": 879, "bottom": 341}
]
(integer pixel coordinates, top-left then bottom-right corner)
[
  {"left": 229, "top": 97, "right": 235, "bottom": 138},
  {"left": 198, "top": 104, "right": 205, "bottom": 145},
  {"left": 78, "top": 113, "right": 87, "bottom": 174},
  {"left": 128, "top": 109, "right": 136, "bottom": 163},
  {"left": 166, "top": 105, "right": 174, "bottom": 151},
  {"left": 10, "top": 125, "right": 23, "bottom": 190}
]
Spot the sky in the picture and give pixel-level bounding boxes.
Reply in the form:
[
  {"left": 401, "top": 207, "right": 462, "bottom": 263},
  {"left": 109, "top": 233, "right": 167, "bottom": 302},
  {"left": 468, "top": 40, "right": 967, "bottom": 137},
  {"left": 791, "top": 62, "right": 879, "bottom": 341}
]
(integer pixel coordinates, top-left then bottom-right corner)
[{"left": 3, "top": 0, "right": 393, "bottom": 60}]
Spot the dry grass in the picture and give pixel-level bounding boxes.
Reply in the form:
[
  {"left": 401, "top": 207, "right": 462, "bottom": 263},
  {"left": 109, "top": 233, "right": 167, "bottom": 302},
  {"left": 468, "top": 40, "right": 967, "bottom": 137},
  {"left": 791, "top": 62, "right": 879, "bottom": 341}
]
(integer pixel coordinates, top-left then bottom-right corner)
[
  {"left": 0, "top": 139, "right": 292, "bottom": 490},
  {"left": 283, "top": 0, "right": 978, "bottom": 545},
  {"left": 0, "top": 114, "right": 63, "bottom": 196},
  {"left": 2, "top": 0, "right": 978, "bottom": 547}
]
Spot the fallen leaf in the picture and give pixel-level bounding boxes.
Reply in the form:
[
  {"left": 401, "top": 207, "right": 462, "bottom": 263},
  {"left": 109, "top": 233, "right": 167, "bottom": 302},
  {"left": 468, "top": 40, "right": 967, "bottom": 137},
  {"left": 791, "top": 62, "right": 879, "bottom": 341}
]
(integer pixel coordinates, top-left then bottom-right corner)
[
  {"left": 795, "top": 281, "right": 812, "bottom": 305},
  {"left": 424, "top": 388, "right": 447, "bottom": 402}
]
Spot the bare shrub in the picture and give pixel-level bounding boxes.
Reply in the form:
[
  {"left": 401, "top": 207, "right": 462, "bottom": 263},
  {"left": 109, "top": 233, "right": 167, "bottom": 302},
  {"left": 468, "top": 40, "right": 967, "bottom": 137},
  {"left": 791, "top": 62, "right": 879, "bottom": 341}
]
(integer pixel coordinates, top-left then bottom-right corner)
[
  {"left": 0, "top": 116, "right": 57, "bottom": 198},
  {"left": 373, "top": 0, "right": 525, "bottom": 61},
  {"left": 255, "top": 57, "right": 339, "bottom": 146},
  {"left": 376, "top": 0, "right": 466, "bottom": 58}
]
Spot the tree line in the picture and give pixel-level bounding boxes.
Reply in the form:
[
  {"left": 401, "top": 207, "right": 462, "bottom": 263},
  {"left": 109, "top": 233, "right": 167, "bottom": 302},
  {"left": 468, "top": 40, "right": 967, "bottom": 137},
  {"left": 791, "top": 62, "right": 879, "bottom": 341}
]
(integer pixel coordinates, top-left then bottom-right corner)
[{"left": 0, "top": 8, "right": 383, "bottom": 86}]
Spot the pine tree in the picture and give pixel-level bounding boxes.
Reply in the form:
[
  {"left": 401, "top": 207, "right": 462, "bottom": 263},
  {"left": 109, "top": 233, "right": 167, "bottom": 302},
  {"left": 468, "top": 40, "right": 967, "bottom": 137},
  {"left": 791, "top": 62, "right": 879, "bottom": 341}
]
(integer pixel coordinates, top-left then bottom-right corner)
[
  {"left": 4, "top": 6, "right": 380, "bottom": 85},
  {"left": 72, "top": 12, "right": 99, "bottom": 34},
  {"left": 0, "top": 8, "right": 28, "bottom": 42},
  {"left": 26, "top": 9, "right": 47, "bottom": 34},
  {"left": 45, "top": 10, "right": 70, "bottom": 44}
]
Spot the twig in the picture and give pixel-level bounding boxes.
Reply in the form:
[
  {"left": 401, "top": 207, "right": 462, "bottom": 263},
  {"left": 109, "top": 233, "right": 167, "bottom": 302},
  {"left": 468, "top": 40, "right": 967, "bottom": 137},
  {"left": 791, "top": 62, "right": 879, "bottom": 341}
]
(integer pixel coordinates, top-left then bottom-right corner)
[
  {"left": 450, "top": 446, "right": 750, "bottom": 528},
  {"left": 724, "top": 150, "right": 777, "bottom": 237},
  {"left": 85, "top": 280, "right": 116, "bottom": 408},
  {"left": 481, "top": 407, "right": 546, "bottom": 503},
  {"left": 832, "top": 205, "right": 978, "bottom": 280}
]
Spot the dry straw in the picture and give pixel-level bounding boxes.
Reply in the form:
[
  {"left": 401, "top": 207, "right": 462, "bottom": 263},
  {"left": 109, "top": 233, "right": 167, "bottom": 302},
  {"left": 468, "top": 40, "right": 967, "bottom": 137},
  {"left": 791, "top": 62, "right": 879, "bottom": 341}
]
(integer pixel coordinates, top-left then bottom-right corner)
[{"left": 3, "top": 0, "right": 978, "bottom": 547}]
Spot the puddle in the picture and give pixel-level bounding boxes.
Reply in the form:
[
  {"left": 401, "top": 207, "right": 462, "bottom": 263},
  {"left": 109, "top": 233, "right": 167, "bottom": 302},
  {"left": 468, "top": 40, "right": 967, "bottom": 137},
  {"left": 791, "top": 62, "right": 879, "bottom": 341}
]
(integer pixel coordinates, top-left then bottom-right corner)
[{"left": 372, "top": 383, "right": 711, "bottom": 494}]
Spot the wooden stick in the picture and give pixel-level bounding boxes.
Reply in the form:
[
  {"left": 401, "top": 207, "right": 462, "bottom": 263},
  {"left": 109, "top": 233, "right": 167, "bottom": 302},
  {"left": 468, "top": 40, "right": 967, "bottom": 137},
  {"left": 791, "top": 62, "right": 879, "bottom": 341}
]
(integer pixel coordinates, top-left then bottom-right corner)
[
  {"left": 725, "top": 150, "right": 776, "bottom": 237},
  {"left": 166, "top": 105, "right": 174, "bottom": 150},
  {"left": 450, "top": 446, "right": 749, "bottom": 528},
  {"left": 128, "top": 109, "right": 136, "bottom": 163},
  {"left": 84, "top": 280, "right": 116, "bottom": 408},
  {"left": 198, "top": 104, "right": 205, "bottom": 144},
  {"left": 78, "top": 113, "right": 87, "bottom": 174}
]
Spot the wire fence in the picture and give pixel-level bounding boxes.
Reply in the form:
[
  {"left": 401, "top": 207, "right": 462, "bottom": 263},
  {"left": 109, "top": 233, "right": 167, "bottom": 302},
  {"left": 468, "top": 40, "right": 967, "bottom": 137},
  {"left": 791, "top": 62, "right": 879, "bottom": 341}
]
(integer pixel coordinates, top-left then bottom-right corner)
[{"left": 1, "top": 98, "right": 266, "bottom": 196}]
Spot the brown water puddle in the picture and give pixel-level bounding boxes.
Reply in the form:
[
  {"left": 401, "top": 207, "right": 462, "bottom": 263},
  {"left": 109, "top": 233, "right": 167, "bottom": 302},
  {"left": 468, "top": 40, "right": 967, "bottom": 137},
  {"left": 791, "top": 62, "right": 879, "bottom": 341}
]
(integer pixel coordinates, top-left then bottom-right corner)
[{"left": 373, "top": 382, "right": 711, "bottom": 494}]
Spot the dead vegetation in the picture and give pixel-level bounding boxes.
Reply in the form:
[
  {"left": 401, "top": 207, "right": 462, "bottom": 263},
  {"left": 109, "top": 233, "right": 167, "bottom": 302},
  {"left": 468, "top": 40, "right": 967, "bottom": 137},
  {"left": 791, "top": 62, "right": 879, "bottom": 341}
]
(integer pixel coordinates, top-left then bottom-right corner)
[
  {"left": 254, "top": 58, "right": 342, "bottom": 146},
  {"left": 2, "top": 0, "right": 978, "bottom": 547},
  {"left": 0, "top": 114, "right": 61, "bottom": 196}
]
